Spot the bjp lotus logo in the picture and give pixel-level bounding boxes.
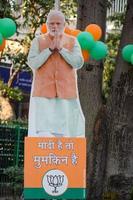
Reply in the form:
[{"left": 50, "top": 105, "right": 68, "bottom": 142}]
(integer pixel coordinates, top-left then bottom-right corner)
[
  {"left": 42, "top": 169, "right": 68, "bottom": 196},
  {"left": 47, "top": 174, "right": 64, "bottom": 193}
]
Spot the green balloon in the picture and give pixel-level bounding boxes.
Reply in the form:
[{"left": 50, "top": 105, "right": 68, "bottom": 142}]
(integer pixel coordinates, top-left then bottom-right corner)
[
  {"left": 77, "top": 31, "right": 95, "bottom": 50},
  {"left": 131, "top": 54, "right": 133, "bottom": 65},
  {"left": 0, "top": 33, "right": 3, "bottom": 45},
  {"left": 122, "top": 44, "right": 133, "bottom": 62},
  {"left": 90, "top": 41, "right": 108, "bottom": 60},
  {"left": 0, "top": 18, "right": 16, "bottom": 38}
]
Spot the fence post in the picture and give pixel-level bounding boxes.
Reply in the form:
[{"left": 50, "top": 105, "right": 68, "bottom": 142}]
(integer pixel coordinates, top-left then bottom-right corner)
[{"left": 15, "top": 125, "right": 21, "bottom": 166}]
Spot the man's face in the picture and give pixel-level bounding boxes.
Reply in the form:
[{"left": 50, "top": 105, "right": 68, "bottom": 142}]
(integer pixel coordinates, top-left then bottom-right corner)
[{"left": 47, "top": 15, "right": 65, "bottom": 36}]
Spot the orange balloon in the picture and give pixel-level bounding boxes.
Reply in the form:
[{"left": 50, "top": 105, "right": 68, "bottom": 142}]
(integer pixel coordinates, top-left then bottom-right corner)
[
  {"left": 41, "top": 23, "right": 47, "bottom": 33},
  {"left": 85, "top": 24, "right": 102, "bottom": 41},
  {"left": 64, "top": 26, "right": 72, "bottom": 35},
  {"left": 82, "top": 50, "right": 90, "bottom": 62},
  {"left": 65, "top": 27, "right": 81, "bottom": 37},
  {"left": 70, "top": 29, "right": 81, "bottom": 37},
  {"left": 0, "top": 40, "right": 6, "bottom": 51}
]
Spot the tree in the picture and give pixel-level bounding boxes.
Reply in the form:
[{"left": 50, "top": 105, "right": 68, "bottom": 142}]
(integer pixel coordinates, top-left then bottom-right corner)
[
  {"left": 77, "top": 0, "right": 107, "bottom": 199},
  {"left": 77, "top": 0, "right": 107, "bottom": 134},
  {"left": 77, "top": 0, "right": 133, "bottom": 199},
  {"left": 102, "top": 0, "right": 133, "bottom": 199}
]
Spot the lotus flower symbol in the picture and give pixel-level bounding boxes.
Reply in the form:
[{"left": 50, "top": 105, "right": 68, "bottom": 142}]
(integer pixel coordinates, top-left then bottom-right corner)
[
  {"left": 42, "top": 169, "right": 68, "bottom": 196},
  {"left": 47, "top": 174, "right": 64, "bottom": 193}
]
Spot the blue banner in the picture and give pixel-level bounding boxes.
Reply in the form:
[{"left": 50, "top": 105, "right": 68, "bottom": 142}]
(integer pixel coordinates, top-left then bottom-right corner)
[{"left": 0, "top": 63, "right": 32, "bottom": 93}]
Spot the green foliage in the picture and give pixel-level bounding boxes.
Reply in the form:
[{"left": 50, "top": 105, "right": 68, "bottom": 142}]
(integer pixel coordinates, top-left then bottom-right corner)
[
  {"left": 5, "top": 51, "right": 29, "bottom": 71},
  {"left": 3, "top": 166, "right": 24, "bottom": 197},
  {"left": 103, "top": 32, "right": 120, "bottom": 99},
  {"left": 60, "top": 0, "right": 77, "bottom": 20},
  {"left": 0, "top": 1, "right": 13, "bottom": 18},
  {"left": 103, "top": 7, "right": 126, "bottom": 101},
  {"left": 0, "top": 80, "right": 23, "bottom": 101},
  {"left": 22, "top": 0, "right": 54, "bottom": 24},
  {"left": 108, "top": 13, "right": 126, "bottom": 29},
  {"left": 107, "top": 0, "right": 114, "bottom": 9},
  {"left": 103, "top": 191, "right": 120, "bottom": 200},
  {"left": 0, "top": 117, "right": 28, "bottom": 127}
]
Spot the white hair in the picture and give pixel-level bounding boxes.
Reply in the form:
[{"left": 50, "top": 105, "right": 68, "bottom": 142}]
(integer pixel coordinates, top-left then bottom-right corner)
[{"left": 46, "top": 10, "right": 65, "bottom": 23}]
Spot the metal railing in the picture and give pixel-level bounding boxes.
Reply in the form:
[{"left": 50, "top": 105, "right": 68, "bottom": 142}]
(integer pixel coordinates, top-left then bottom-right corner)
[{"left": 0, "top": 124, "right": 27, "bottom": 198}]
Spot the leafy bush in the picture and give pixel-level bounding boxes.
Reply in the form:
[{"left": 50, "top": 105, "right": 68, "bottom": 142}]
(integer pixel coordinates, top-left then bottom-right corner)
[
  {"left": 3, "top": 166, "right": 24, "bottom": 198},
  {"left": 103, "top": 32, "right": 120, "bottom": 100},
  {"left": 0, "top": 118, "right": 28, "bottom": 127},
  {"left": 0, "top": 80, "right": 23, "bottom": 101}
]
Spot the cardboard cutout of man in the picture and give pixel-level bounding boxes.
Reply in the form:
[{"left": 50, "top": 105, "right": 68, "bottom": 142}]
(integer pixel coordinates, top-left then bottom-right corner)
[{"left": 27, "top": 10, "right": 85, "bottom": 137}]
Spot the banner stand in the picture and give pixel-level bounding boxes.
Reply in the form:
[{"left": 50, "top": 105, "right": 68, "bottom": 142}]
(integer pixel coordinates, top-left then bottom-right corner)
[{"left": 24, "top": 137, "right": 86, "bottom": 199}]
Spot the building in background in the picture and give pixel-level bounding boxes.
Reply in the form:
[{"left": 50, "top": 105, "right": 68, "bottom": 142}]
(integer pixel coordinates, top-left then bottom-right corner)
[{"left": 107, "top": 0, "right": 127, "bottom": 32}]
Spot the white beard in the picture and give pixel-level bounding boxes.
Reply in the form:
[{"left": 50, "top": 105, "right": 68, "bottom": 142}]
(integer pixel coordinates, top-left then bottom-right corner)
[{"left": 48, "top": 28, "right": 64, "bottom": 36}]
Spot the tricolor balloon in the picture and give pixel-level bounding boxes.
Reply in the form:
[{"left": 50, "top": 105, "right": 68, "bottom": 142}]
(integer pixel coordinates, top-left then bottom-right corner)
[
  {"left": 77, "top": 24, "right": 108, "bottom": 62},
  {"left": 40, "top": 23, "right": 108, "bottom": 62}
]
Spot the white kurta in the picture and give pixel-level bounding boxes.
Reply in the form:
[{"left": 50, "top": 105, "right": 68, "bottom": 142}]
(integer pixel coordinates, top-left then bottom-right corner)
[{"left": 27, "top": 36, "right": 85, "bottom": 137}]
